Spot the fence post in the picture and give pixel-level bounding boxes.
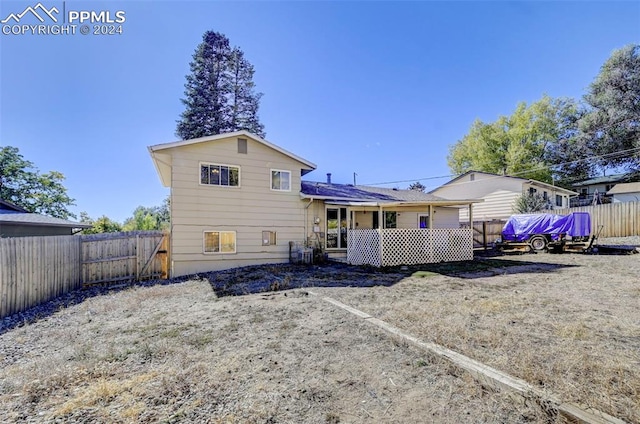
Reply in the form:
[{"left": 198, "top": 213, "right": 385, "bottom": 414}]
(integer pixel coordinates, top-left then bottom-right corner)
[
  {"left": 482, "top": 221, "right": 487, "bottom": 251},
  {"left": 135, "top": 235, "right": 140, "bottom": 280}
]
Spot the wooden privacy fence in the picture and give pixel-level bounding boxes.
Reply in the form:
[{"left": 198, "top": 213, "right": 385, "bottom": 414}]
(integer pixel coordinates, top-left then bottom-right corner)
[
  {"left": 545, "top": 201, "right": 640, "bottom": 238},
  {"left": 81, "top": 231, "right": 168, "bottom": 286},
  {"left": 467, "top": 220, "right": 506, "bottom": 249},
  {"left": 0, "top": 231, "right": 169, "bottom": 319}
]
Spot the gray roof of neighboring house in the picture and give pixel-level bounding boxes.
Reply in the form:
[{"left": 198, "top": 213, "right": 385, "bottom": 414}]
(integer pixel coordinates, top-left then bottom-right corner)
[
  {"left": 571, "top": 173, "right": 629, "bottom": 187},
  {"left": 0, "top": 210, "right": 91, "bottom": 228},
  {"left": 607, "top": 182, "right": 640, "bottom": 195},
  {"left": 0, "top": 199, "right": 28, "bottom": 212},
  {"left": 300, "top": 181, "right": 475, "bottom": 204}
]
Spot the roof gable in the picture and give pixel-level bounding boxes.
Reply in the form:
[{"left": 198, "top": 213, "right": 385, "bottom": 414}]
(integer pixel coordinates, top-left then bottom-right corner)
[
  {"left": 430, "top": 170, "right": 576, "bottom": 196},
  {"left": 434, "top": 170, "right": 526, "bottom": 188},
  {"left": 608, "top": 182, "right": 640, "bottom": 194},
  {"left": 149, "top": 131, "right": 317, "bottom": 187}
]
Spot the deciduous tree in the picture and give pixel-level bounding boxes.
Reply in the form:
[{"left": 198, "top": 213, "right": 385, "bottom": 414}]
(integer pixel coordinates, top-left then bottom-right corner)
[
  {"left": 448, "top": 96, "right": 580, "bottom": 184},
  {"left": 579, "top": 44, "right": 640, "bottom": 170},
  {"left": 79, "top": 212, "right": 122, "bottom": 234},
  {"left": 0, "top": 146, "right": 75, "bottom": 219}
]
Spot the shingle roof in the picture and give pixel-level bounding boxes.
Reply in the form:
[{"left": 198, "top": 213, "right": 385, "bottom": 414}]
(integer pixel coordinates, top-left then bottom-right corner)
[
  {"left": 301, "top": 181, "right": 448, "bottom": 203},
  {"left": 0, "top": 212, "right": 91, "bottom": 228}
]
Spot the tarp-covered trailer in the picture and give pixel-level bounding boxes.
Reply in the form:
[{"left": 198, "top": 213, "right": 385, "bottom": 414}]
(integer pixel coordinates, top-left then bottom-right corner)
[{"left": 497, "top": 212, "right": 596, "bottom": 253}]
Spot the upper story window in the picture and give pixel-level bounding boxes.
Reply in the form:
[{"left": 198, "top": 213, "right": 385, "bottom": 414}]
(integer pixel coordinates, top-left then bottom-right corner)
[
  {"left": 200, "top": 163, "right": 240, "bottom": 187},
  {"left": 271, "top": 169, "right": 291, "bottom": 191}
]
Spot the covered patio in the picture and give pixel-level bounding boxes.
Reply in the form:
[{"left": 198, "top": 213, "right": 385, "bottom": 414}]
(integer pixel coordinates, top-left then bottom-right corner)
[{"left": 344, "top": 201, "right": 477, "bottom": 267}]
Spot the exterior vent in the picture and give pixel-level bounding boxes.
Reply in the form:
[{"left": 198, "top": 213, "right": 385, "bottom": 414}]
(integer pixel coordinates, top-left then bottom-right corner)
[{"left": 238, "top": 138, "right": 248, "bottom": 154}]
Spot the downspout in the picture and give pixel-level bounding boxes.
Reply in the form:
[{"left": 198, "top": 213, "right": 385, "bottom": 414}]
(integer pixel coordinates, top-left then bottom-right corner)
[{"left": 304, "top": 198, "right": 314, "bottom": 247}]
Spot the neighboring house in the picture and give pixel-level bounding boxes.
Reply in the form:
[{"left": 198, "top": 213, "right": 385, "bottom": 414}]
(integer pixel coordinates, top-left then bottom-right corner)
[
  {"left": 570, "top": 173, "right": 639, "bottom": 207},
  {"left": 607, "top": 182, "right": 640, "bottom": 203},
  {"left": 429, "top": 171, "right": 576, "bottom": 222},
  {"left": 0, "top": 199, "right": 90, "bottom": 237},
  {"left": 148, "top": 131, "right": 481, "bottom": 276}
]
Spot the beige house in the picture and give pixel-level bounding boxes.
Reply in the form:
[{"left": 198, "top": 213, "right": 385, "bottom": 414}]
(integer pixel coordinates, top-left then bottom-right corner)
[
  {"left": 149, "top": 131, "right": 481, "bottom": 276},
  {"left": 149, "top": 131, "right": 316, "bottom": 276},
  {"left": 607, "top": 182, "right": 640, "bottom": 203},
  {"left": 429, "top": 171, "right": 576, "bottom": 221}
]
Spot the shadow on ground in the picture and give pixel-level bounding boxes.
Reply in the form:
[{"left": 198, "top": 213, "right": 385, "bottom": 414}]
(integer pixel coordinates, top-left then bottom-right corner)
[
  {"left": 1, "top": 257, "right": 578, "bottom": 335},
  {"left": 202, "top": 257, "right": 579, "bottom": 297}
]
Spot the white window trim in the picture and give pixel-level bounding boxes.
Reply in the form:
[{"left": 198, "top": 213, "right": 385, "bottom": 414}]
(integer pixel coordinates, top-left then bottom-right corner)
[
  {"left": 270, "top": 169, "right": 292, "bottom": 192},
  {"left": 199, "top": 162, "right": 241, "bottom": 188},
  {"left": 203, "top": 230, "right": 237, "bottom": 254}
]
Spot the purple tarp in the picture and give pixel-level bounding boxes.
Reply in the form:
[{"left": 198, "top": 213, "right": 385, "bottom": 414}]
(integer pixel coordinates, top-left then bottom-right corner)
[{"left": 501, "top": 213, "right": 591, "bottom": 242}]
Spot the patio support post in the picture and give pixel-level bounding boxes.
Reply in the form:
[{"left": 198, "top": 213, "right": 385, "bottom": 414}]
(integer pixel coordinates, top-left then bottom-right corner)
[
  {"left": 428, "top": 204, "right": 434, "bottom": 262},
  {"left": 469, "top": 203, "right": 474, "bottom": 251},
  {"left": 378, "top": 204, "right": 384, "bottom": 266}
]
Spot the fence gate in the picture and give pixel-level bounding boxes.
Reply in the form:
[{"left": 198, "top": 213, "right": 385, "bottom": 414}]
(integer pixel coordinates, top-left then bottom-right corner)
[
  {"left": 81, "top": 231, "right": 169, "bottom": 287},
  {"left": 470, "top": 220, "right": 505, "bottom": 248}
]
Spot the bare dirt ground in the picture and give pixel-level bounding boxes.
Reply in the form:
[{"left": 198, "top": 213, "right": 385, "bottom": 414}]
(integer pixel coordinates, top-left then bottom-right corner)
[{"left": 0, "top": 246, "right": 638, "bottom": 423}]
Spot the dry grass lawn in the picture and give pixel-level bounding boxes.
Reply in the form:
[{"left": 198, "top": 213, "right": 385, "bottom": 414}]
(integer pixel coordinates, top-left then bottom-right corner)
[{"left": 0, "top": 252, "right": 638, "bottom": 423}]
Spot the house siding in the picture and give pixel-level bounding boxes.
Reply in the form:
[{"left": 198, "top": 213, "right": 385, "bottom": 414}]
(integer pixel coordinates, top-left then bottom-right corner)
[
  {"left": 612, "top": 193, "right": 640, "bottom": 203},
  {"left": 432, "top": 173, "right": 523, "bottom": 199},
  {"left": 459, "top": 189, "right": 520, "bottom": 221},
  {"left": 0, "top": 224, "right": 73, "bottom": 238},
  {"left": 167, "top": 136, "right": 309, "bottom": 276},
  {"left": 433, "top": 172, "right": 573, "bottom": 221}
]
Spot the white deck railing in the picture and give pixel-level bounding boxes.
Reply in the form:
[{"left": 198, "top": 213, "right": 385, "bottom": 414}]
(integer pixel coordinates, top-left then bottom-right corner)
[{"left": 347, "top": 228, "right": 473, "bottom": 267}]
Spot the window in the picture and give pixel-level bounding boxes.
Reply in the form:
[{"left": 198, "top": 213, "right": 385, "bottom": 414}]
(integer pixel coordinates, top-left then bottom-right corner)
[
  {"left": 271, "top": 170, "right": 291, "bottom": 191},
  {"left": 418, "top": 214, "right": 430, "bottom": 229},
  {"left": 326, "top": 207, "right": 347, "bottom": 249},
  {"left": 262, "top": 231, "right": 276, "bottom": 246},
  {"left": 200, "top": 163, "right": 240, "bottom": 187},
  {"left": 384, "top": 211, "right": 397, "bottom": 229},
  {"left": 556, "top": 195, "right": 563, "bottom": 207},
  {"left": 204, "top": 231, "right": 236, "bottom": 254},
  {"left": 238, "top": 138, "right": 248, "bottom": 154},
  {"left": 528, "top": 187, "right": 537, "bottom": 195},
  {"left": 543, "top": 191, "right": 548, "bottom": 200}
]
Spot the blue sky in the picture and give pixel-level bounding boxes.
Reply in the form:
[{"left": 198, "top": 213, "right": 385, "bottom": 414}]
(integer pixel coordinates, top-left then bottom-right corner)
[{"left": 1, "top": 1, "right": 638, "bottom": 222}]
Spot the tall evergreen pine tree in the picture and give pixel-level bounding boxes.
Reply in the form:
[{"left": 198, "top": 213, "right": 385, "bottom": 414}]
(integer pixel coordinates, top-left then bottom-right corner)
[{"left": 176, "top": 31, "right": 265, "bottom": 140}]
